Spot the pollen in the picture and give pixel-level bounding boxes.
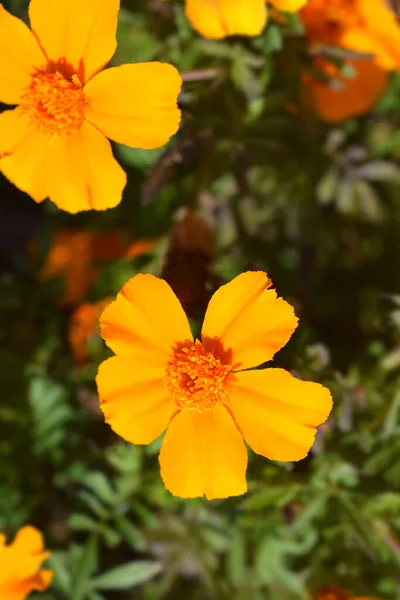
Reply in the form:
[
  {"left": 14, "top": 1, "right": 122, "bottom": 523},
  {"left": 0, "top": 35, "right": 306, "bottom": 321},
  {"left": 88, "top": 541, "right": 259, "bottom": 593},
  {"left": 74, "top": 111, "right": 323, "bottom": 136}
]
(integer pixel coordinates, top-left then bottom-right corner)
[
  {"left": 165, "top": 340, "right": 236, "bottom": 413},
  {"left": 19, "top": 69, "right": 86, "bottom": 135}
]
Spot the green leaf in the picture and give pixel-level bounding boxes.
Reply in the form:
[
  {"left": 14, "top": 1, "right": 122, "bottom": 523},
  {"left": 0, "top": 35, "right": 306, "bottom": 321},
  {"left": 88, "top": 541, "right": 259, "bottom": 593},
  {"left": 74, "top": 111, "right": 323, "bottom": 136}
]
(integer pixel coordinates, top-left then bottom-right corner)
[{"left": 92, "top": 561, "right": 163, "bottom": 591}]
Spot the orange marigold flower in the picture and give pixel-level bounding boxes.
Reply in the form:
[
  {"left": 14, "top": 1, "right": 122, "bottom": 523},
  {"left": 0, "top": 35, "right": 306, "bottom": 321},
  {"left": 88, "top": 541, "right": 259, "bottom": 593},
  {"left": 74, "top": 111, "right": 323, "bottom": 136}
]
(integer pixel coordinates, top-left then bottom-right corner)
[
  {"left": 0, "top": 526, "right": 52, "bottom": 599},
  {"left": 69, "top": 298, "right": 113, "bottom": 364},
  {"left": 96, "top": 271, "right": 332, "bottom": 500},
  {"left": 0, "top": 0, "right": 182, "bottom": 213},
  {"left": 300, "top": 0, "right": 400, "bottom": 70},
  {"left": 185, "top": 0, "right": 306, "bottom": 40},
  {"left": 304, "top": 57, "right": 388, "bottom": 122},
  {"left": 35, "top": 228, "right": 157, "bottom": 307},
  {"left": 314, "top": 586, "right": 381, "bottom": 600}
]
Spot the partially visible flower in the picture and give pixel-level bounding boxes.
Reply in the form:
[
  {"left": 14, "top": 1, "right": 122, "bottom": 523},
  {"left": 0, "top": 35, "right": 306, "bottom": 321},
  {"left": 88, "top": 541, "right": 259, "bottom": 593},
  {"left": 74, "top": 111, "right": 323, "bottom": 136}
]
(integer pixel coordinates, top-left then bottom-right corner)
[
  {"left": 0, "top": 0, "right": 181, "bottom": 213},
  {"left": 300, "top": 0, "right": 400, "bottom": 70},
  {"left": 185, "top": 0, "right": 306, "bottom": 40},
  {"left": 300, "top": 0, "right": 400, "bottom": 121},
  {"left": 96, "top": 271, "right": 332, "bottom": 500},
  {"left": 69, "top": 298, "right": 113, "bottom": 363},
  {"left": 35, "top": 229, "right": 157, "bottom": 307},
  {"left": 304, "top": 57, "right": 388, "bottom": 123},
  {"left": 0, "top": 526, "right": 52, "bottom": 599},
  {"left": 38, "top": 230, "right": 95, "bottom": 307},
  {"left": 314, "top": 586, "right": 381, "bottom": 600}
]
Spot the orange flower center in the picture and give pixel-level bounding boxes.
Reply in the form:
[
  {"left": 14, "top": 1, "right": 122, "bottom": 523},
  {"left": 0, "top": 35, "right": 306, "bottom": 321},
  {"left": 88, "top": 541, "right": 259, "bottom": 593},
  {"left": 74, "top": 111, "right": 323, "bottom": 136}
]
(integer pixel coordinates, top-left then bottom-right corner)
[
  {"left": 20, "top": 69, "right": 86, "bottom": 135},
  {"left": 165, "top": 340, "right": 236, "bottom": 413}
]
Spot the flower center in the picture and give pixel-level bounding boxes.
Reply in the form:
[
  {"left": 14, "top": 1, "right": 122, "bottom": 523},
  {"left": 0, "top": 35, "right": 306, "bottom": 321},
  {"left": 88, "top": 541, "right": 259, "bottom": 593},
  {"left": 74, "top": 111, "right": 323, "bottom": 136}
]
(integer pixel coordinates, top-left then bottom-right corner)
[
  {"left": 19, "top": 69, "right": 86, "bottom": 135},
  {"left": 165, "top": 340, "right": 236, "bottom": 413}
]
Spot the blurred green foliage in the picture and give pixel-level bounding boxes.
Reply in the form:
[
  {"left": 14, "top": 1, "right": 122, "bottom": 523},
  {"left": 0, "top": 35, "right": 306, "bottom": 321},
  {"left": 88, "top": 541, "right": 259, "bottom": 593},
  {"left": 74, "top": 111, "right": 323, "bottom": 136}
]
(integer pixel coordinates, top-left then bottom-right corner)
[{"left": 1, "top": 0, "right": 400, "bottom": 599}]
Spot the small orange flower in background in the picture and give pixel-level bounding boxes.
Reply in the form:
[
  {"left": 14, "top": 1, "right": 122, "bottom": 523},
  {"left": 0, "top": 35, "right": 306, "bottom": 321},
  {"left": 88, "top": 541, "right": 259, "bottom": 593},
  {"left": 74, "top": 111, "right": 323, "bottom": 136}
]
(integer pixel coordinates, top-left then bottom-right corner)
[
  {"left": 0, "top": 0, "right": 181, "bottom": 213},
  {"left": 34, "top": 229, "right": 157, "bottom": 307},
  {"left": 185, "top": 0, "right": 307, "bottom": 40},
  {"left": 96, "top": 271, "right": 332, "bottom": 500},
  {"left": 313, "top": 585, "right": 381, "bottom": 600},
  {"left": 303, "top": 57, "right": 388, "bottom": 123},
  {"left": 69, "top": 298, "right": 113, "bottom": 364},
  {"left": 0, "top": 526, "right": 52, "bottom": 599},
  {"left": 300, "top": 0, "right": 400, "bottom": 122}
]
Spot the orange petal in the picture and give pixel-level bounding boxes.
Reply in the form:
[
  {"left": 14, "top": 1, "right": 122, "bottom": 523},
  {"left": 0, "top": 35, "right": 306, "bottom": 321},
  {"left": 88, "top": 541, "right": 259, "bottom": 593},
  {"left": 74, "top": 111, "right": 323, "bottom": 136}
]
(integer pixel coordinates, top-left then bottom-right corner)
[
  {"left": 29, "top": 0, "right": 119, "bottom": 82},
  {"left": 84, "top": 63, "right": 182, "bottom": 149},
  {"left": 185, "top": 0, "right": 268, "bottom": 39},
  {"left": 0, "top": 5, "right": 45, "bottom": 104},
  {"left": 159, "top": 404, "right": 247, "bottom": 499},
  {"left": 306, "top": 58, "right": 388, "bottom": 123},
  {"left": 100, "top": 274, "right": 193, "bottom": 360},
  {"left": 228, "top": 368, "right": 333, "bottom": 461},
  {"left": 0, "top": 111, "right": 50, "bottom": 203},
  {"left": 44, "top": 122, "right": 126, "bottom": 213},
  {"left": 97, "top": 355, "right": 175, "bottom": 444},
  {"left": 201, "top": 272, "right": 298, "bottom": 370}
]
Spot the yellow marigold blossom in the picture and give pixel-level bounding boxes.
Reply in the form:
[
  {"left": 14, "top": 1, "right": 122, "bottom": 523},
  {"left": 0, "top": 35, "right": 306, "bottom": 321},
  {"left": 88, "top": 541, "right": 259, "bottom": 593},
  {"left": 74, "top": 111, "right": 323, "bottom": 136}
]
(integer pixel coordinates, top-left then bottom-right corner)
[
  {"left": 0, "top": 0, "right": 182, "bottom": 213},
  {"left": 96, "top": 271, "right": 332, "bottom": 500},
  {"left": 185, "top": 0, "right": 306, "bottom": 40},
  {"left": 0, "top": 526, "right": 52, "bottom": 599},
  {"left": 304, "top": 57, "right": 388, "bottom": 123}
]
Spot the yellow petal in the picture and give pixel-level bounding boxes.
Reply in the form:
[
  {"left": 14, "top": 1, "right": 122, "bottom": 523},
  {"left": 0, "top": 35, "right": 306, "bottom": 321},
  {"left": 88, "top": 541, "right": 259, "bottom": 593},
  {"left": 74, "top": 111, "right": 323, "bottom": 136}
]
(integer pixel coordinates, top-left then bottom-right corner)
[
  {"left": 44, "top": 122, "right": 126, "bottom": 213},
  {"left": 159, "top": 404, "right": 247, "bottom": 499},
  {"left": 185, "top": 0, "right": 268, "bottom": 39},
  {"left": 100, "top": 273, "right": 193, "bottom": 359},
  {"left": 0, "top": 5, "right": 45, "bottom": 104},
  {"left": 340, "top": 25, "right": 400, "bottom": 71},
  {"left": 228, "top": 368, "right": 333, "bottom": 461},
  {"left": 201, "top": 272, "right": 298, "bottom": 370},
  {"left": 0, "top": 111, "right": 50, "bottom": 203},
  {"left": 84, "top": 63, "right": 182, "bottom": 149},
  {"left": 96, "top": 356, "right": 175, "bottom": 444},
  {"left": 269, "top": 0, "right": 307, "bottom": 12},
  {"left": 29, "top": 0, "right": 119, "bottom": 82}
]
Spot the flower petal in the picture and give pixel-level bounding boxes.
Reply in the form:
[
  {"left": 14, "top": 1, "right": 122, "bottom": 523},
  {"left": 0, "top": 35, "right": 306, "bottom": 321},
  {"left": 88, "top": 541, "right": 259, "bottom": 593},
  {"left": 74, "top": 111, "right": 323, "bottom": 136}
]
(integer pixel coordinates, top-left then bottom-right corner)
[
  {"left": 306, "top": 58, "right": 388, "bottom": 123},
  {"left": 340, "top": 26, "right": 400, "bottom": 71},
  {"left": 44, "top": 122, "right": 126, "bottom": 213},
  {"left": 84, "top": 63, "right": 182, "bottom": 149},
  {"left": 228, "top": 368, "right": 333, "bottom": 462},
  {"left": 159, "top": 404, "right": 247, "bottom": 499},
  {"left": 100, "top": 274, "right": 193, "bottom": 359},
  {"left": 269, "top": 0, "right": 307, "bottom": 12},
  {"left": 29, "top": 0, "right": 119, "bottom": 82},
  {"left": 185, "top": 0, "right": 267, "bottom": 39},
  {"left": 0, "top": 110, "right": 50, "bottom": 203},
  {"left": 0, "top": 5, "right": 45, "bottom": 104},
  {"left": 96, "top": 355, "right": 175, "bottom": 445},
  {"left": 201, "top": 272, "right": 298, "bottom": 370}
]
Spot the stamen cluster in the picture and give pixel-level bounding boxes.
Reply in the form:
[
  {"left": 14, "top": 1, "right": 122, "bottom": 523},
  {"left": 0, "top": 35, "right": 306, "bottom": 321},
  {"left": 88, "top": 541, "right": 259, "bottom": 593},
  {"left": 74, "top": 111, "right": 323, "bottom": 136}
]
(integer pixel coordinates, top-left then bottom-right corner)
[
  {"left": 165, "top": 340, "right": 236, "bottom": 413},
  {"left": 20, "top": 69, "right": 86, "bottom": 135}
]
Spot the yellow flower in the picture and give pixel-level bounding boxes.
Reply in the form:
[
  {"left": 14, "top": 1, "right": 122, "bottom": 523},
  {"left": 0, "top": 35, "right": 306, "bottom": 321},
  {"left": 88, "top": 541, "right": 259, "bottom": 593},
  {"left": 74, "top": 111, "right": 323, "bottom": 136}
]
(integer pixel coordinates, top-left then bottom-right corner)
[
  {"left": 0, "top": 526, "right": 52, "bottom": 599},
  {"left": 0, "top": 0, "right": 182, "bottom": 213},
  {"left": 185, "top": 0, "right": 307, "bottom": 40},
  {"left": 96, "top": 271, "right": 332, "bottom": 500}
]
